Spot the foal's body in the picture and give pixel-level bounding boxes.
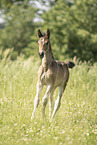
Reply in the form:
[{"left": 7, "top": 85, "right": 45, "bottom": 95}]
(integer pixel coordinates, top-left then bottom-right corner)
[
  {"left": 39, "top": 58, "right": 68, "bottom": 87},
  {"left": 32, "top": 29, "right": 75, "bottom": 119}
]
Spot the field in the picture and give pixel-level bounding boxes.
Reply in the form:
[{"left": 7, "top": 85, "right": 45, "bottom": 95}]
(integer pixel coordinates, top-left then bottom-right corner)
[{"left": 0, "top": 58, "right": 97, "bottom": 145}]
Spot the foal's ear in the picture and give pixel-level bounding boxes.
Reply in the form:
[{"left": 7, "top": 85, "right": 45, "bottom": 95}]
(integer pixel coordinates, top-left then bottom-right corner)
[
  {"left": 46, "top": 29, "right": 50, "bottom": 38},
  {"left": 37, "top": 29, "right": 43, "bottom": 38}
]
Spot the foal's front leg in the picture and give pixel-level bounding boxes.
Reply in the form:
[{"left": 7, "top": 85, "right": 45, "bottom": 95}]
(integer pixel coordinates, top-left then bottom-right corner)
[
  {"left": 31, "top": 81, "right": 43, "bottom": 119},
  {"left": 49, "top": 87, "right": 56, "bottom": 118},
  {"left": 42, "top": 85, "right": 53, "bottom": 118}
]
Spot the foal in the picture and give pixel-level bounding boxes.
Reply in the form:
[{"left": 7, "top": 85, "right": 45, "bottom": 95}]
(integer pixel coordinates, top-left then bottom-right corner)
[{"left": 32, "top": 29, "right": 75, "bottom": 119}]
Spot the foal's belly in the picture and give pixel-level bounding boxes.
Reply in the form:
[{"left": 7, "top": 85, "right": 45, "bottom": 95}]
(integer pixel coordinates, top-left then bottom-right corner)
[
  {"left": 43, "top": 69, "right": 65, "bottom": 87},
  {"left": 40, "top": 62, "right": 68, "bottom": 86},
  {"left": 54, "top": 71, "right": 65, "bottom": 86}
]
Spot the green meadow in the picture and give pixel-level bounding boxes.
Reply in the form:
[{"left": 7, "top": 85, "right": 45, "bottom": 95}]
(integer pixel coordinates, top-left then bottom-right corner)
[{"left": 0, "top": 58, "right": 97, "bottom": 145}]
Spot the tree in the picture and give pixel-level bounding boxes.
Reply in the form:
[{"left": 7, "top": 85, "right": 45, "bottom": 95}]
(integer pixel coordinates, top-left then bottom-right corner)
[
  {"left": 0, "top": 0, "right": 59, "bottom": 59},
  {"left": 0, "top": 0, "right": 25, "bottom": 10},
  {"left": 66, "top": 0, "right": 97, "bottom": 61},
  {"left": 42, "top": 0, "right": 97, "bottom": 62},
  {"left": 0, "top": 1, "right": 38, "bottom": 58}
]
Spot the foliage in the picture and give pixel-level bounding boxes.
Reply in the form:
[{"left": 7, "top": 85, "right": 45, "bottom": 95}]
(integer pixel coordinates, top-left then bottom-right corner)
[
  {"left": 0, "top": 1, "right": 37, "bottom": 56},
  {"left": 0, "top": 0, "right": 27, "bottom": 10},
  {"left": 66, "top": 0, "right": 97, "bottom": 61},
  {"left": 0, "top": 58, "right": 97, "bottom": 144},
  {"left": 0, "top": 0, "right": 97, "bottom": 61},
  {"left": 42, "top": 0, "right": 97, "bottom": 61}
]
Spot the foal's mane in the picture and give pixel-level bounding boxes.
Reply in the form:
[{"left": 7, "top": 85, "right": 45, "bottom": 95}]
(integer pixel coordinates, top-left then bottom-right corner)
[
  {"left": 48, "top": 41, "right": 54, "bottom": 60},
  {"left": 42, "top": 32, "right": 54, "bottom": 60}
]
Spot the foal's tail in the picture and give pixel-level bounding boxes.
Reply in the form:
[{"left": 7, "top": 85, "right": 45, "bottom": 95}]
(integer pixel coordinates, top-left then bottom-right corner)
[{"left": 66, "top": 61, "right": 75, "bottom": 69}]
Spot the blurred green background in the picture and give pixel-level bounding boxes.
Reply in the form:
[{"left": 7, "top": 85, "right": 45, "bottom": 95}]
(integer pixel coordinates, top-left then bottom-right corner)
[
  {"left": 0, "top": 1, "right": 97, "bottom": 145},
  {"left": 0, "top": 0, "right": 97, "bottom": 62}
]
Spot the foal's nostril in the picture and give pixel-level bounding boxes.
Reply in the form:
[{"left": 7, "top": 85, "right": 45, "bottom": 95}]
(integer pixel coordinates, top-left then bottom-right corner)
[{"left": 38, "top": 52, "right": 44, "bottom": 58}]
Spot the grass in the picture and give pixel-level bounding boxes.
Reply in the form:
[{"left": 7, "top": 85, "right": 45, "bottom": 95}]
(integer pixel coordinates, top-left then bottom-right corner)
[{"left": 0, "top": 58, "right": 97, "bottom": 145}]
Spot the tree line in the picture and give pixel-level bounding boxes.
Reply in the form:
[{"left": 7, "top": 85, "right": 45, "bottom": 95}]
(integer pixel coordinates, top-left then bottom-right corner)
[{"left": 0, "top": 0, "right": 97, "bottom": 62}]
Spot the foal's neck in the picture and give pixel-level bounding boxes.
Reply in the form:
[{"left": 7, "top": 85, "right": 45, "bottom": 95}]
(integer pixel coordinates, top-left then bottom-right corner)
[{"left": 42, "top": 44, "right": 54, "bottom": 70}]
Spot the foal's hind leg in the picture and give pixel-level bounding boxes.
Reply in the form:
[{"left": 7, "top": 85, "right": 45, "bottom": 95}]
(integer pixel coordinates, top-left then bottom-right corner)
[
  {"left": 51, "top": 85, "right": 63, "bottom": 118},
  {"left": 31, "top": 81, "right": 43, "bottom": 119},
  {"left": 51, "top": 78, "right": 68, "bottom": 118}
]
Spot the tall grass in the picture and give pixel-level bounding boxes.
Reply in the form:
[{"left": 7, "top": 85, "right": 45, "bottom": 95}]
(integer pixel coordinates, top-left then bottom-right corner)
[{"left": 0, "top": 58, "right": 97, "bottom": 145}]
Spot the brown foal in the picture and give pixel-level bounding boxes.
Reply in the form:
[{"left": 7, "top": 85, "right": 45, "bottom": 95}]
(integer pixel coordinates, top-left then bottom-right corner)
[{"left": 31, "top": 29, "right": 75, "bottom": 119}]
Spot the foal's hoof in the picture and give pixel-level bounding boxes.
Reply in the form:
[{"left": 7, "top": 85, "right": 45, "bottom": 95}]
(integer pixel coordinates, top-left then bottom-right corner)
[
  {"left": 31, "top": 113, "right": 35, "bottom": 120},
  {"left": 50, "top": 118, "right": 52, "bottom": 122}
]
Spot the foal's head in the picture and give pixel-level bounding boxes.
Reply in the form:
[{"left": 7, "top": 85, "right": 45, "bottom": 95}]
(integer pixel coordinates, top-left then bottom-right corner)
[{"left": 37, "top": 29, "right": 50, "bottom": 58}]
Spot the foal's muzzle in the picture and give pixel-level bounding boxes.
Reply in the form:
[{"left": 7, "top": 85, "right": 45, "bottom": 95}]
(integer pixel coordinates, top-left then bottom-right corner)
[{"left": 38, "top": 52, "right": 44, "bottom": 58}]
